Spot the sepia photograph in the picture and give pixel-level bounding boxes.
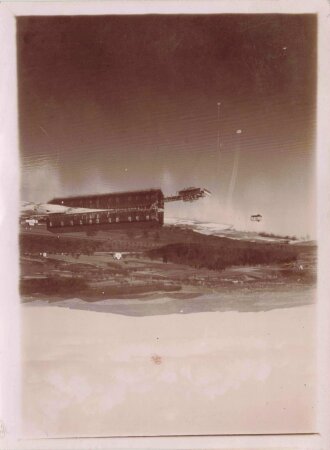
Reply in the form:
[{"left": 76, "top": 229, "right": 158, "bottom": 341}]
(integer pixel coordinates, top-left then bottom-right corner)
[
  {"left": 1, "top": 1, "right": 330, "bottom": 447},
  {"left": 18, "top": 10, "right": 317, "bottom": 438}
]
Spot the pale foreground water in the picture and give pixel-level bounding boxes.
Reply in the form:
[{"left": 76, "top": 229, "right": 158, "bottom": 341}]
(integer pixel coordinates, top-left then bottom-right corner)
[{"left": 21, "top": 299, "right": 316, "bottom": 438}]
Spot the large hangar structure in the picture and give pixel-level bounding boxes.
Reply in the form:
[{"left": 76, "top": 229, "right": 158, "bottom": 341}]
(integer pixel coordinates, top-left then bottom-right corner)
[
  {"left": 49, "top": 189, "right": 164, "bottom": 211},
  {"left": 46, "top": 187, "right": 210, "bottom": 233}
]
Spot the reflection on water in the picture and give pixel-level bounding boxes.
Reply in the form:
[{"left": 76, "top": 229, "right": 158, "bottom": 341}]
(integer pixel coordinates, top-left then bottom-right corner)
[{"left": 24, "top": 287, "right": 315, "bottom": 317}]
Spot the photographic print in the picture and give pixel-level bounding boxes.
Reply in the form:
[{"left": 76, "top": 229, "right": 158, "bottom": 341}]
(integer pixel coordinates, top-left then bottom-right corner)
[{"left": 16, "top": 10, "right": 318, "bottom": 439}]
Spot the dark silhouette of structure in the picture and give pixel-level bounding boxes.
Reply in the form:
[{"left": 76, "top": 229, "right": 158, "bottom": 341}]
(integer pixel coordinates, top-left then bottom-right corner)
[{"left": 46, "top": 187, "right": 210, "bottom": 233}]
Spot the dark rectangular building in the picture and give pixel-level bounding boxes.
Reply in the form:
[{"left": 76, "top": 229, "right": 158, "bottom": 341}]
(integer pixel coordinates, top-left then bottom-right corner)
[
  {"left": 47, "top": 206, "right": 163, "bottom": 233},
  {"left": 47, "top": 189, "right": 164, "bottom": 233}
]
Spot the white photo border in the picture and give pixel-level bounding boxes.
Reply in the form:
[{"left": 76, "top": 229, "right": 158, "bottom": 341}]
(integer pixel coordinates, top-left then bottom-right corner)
[{"left": 1, "top": 1, "right": 329, "bottom": 449}]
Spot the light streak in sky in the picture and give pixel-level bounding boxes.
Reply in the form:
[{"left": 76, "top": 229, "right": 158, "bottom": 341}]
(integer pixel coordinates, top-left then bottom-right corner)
[{"left": 226, "top": 129, "right": 242, "bottom": 217}]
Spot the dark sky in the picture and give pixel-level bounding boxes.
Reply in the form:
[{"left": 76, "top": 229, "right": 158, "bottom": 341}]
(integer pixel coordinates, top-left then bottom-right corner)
[{"left": 17, "top": 14, "right": 317, "bottom": 237}]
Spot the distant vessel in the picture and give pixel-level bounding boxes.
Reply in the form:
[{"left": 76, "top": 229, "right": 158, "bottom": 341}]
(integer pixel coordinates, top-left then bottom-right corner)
[{"left": 45, "top": 187, "right": 210, "bottom": 233}]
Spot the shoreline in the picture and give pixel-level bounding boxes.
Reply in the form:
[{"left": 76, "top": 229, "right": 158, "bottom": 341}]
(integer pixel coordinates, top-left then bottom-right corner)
[{"left": 21, "top": 283, "right": 316, "bottom": 317}]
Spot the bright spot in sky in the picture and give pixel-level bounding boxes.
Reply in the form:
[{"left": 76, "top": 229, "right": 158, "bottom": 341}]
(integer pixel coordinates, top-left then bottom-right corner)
[
  {"left": 236, "top": 129, "right": 242, "bottom": 134},
  {"left": 283, "top": 46, "right": 287, "bottom": 50}
]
